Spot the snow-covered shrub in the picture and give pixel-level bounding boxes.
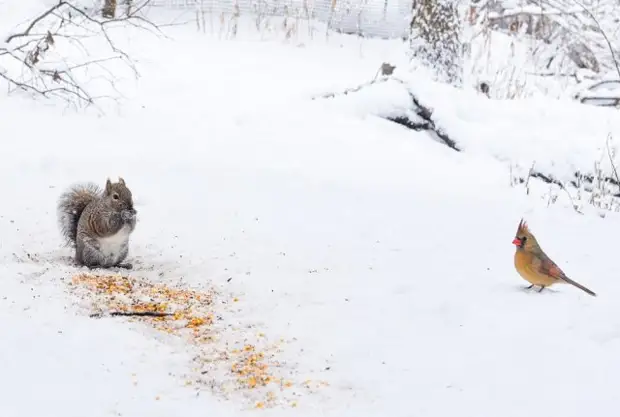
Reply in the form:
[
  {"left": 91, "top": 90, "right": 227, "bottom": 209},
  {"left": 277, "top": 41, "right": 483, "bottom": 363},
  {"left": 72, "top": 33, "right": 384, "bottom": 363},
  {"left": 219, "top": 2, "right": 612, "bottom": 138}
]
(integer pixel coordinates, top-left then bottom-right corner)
[{"left": 464, "top": 0, "right": 619, "bottom": 99}]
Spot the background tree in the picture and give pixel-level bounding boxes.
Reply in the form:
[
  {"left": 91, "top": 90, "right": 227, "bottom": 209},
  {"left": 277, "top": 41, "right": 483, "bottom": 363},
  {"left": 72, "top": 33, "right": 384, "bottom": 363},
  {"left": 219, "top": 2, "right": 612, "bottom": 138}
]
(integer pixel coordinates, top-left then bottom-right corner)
[
  {"left": 410, "top": 0, "right": 463, "bottom": 86},
  {"left": 102, "top": 0, "right": 117, "bottom": 18}
]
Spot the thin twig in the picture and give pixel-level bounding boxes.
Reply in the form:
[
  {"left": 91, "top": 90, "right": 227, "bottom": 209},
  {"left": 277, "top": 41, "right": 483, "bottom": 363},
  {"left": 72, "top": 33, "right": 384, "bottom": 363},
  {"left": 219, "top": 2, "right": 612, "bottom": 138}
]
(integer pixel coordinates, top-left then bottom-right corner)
[
  {"left": 606, "top": 133, "right": 620, "bottom": 188},
  {"left": 90, "top": 311, "right": 174, "bottom": 319}
]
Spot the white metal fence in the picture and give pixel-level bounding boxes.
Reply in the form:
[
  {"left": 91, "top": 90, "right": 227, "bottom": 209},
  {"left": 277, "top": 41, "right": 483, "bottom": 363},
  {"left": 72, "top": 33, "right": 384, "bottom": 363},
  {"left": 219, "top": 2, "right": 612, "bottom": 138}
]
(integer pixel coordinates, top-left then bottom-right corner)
[{"left": 147, "top": 0, "right": 412, "bottom": 39}]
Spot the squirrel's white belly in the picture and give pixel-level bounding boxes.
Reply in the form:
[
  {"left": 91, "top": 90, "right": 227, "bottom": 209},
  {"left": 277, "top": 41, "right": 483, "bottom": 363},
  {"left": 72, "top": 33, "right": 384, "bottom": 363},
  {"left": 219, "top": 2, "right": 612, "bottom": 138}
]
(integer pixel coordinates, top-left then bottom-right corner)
[{"left": 98, "top": 225, "right": 132, "bottom": 260}]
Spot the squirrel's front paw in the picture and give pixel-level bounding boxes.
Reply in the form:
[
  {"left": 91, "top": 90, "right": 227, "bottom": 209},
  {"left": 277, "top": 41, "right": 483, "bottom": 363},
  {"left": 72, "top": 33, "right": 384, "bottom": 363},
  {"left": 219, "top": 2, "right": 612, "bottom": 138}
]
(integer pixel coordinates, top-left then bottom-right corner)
[{"left": 121, "top": 209, "right": 137, "bottom": 221}]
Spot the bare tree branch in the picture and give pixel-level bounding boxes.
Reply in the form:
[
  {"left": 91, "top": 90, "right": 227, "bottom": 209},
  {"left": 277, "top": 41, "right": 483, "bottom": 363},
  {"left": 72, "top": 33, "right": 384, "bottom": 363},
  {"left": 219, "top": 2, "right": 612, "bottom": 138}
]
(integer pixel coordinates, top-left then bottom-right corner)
[
  {"left": 5, "top": 1, "right": 67, "bottom": 43},
  {"left": 0, "top": 0, "right": 160, "bottom": 108}
]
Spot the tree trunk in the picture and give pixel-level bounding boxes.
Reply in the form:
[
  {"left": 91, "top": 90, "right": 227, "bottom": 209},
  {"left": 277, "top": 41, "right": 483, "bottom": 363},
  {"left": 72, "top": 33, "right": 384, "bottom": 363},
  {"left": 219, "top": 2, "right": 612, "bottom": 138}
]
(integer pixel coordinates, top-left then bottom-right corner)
[
  {"left": 410, "top": 0, "right": 463, "bottom": 85},
  {"left": 102, "top": 0, "right": 117, "bottom": 19}
]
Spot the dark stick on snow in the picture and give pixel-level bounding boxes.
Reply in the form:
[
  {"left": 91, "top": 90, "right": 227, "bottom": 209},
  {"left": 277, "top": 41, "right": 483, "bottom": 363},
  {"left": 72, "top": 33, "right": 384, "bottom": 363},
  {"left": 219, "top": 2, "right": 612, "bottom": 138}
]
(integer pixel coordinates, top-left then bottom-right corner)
[{"left": 90, "top": 311, "right": 174, "bottom": 318}]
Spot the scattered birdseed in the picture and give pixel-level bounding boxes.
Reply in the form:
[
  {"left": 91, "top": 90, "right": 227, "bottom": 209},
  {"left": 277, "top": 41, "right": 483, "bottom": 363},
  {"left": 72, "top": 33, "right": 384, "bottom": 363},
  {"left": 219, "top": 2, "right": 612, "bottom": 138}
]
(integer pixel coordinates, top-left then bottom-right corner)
[{"left": 68, "top": 272, "right": 325, "bottom": 409}]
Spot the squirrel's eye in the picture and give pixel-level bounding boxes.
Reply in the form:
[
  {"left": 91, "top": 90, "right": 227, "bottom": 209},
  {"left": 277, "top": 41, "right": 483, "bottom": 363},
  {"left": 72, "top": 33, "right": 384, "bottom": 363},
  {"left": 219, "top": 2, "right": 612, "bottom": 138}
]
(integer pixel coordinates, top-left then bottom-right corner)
[{"left": 113, "top": 193, "right": 119, "bottom": 200}]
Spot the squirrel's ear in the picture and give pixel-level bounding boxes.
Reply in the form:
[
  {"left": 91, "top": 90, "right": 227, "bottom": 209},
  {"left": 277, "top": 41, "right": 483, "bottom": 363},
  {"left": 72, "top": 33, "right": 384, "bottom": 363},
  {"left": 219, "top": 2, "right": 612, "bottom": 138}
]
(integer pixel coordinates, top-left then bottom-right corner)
[
  {"left": 118, "top": 177, "right": 126, "bottom": 186},
  {"left": 105, "top": 178, "right": 112, "bottom": 194}
]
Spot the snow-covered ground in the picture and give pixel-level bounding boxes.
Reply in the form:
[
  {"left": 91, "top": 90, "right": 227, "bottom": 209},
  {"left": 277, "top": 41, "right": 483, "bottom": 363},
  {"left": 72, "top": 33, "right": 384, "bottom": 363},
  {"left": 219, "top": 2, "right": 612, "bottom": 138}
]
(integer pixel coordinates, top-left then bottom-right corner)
[{"left": 2, "top": 5, "right": 620, "bottom": 417}]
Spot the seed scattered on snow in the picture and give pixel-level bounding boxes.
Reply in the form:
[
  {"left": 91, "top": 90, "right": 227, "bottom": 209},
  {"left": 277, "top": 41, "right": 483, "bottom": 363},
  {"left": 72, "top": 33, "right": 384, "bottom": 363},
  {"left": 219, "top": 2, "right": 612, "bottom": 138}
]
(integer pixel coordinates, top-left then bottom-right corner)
[{"left": 68, "top": 272, "right": 326, "bottom": 409}]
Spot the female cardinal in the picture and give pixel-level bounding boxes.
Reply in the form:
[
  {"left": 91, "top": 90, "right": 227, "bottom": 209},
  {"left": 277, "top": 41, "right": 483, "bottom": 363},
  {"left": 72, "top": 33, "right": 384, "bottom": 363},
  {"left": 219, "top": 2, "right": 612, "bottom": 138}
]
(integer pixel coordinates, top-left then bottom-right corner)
[{"left": 512, "top": 219, "right": 596, "bottom": 296}]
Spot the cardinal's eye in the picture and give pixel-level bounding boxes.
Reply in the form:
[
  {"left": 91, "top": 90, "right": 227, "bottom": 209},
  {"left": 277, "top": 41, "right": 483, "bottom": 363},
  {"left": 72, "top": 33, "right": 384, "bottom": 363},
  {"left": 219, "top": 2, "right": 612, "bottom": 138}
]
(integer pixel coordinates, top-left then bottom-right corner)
[{"left": 520, "top": 236, "right": 527, "bottom": 244}]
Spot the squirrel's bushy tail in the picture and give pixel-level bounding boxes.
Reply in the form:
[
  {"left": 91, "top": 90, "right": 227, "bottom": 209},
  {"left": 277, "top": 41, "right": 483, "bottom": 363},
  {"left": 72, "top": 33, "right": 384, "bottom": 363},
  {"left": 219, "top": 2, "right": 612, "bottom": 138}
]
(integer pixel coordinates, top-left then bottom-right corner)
[{"left": 57, "top": 182, "right": 102, "bottom": 246}]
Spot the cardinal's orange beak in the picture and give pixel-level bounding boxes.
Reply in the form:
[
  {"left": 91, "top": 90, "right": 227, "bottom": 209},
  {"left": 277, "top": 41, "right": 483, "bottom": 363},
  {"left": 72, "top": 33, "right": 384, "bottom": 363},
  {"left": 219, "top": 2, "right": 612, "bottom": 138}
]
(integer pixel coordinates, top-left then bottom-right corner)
[{"left": 512, "top": 237, "right": 522, "bottom": 246}]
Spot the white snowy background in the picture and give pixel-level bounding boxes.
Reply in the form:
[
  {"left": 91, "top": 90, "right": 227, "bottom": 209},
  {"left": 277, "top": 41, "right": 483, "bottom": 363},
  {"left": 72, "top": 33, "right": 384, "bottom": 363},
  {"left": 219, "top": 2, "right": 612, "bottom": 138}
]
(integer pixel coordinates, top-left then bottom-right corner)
[{"left": 1, "top": 1, "right": 620, "bottom": 417}]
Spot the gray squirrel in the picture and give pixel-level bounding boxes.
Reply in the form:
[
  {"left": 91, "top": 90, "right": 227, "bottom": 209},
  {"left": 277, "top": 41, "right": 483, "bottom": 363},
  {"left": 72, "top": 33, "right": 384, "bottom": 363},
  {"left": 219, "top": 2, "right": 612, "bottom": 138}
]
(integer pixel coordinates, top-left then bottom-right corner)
[{"left": 57, "top": 177, "right": 137, "bottom": 269}]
